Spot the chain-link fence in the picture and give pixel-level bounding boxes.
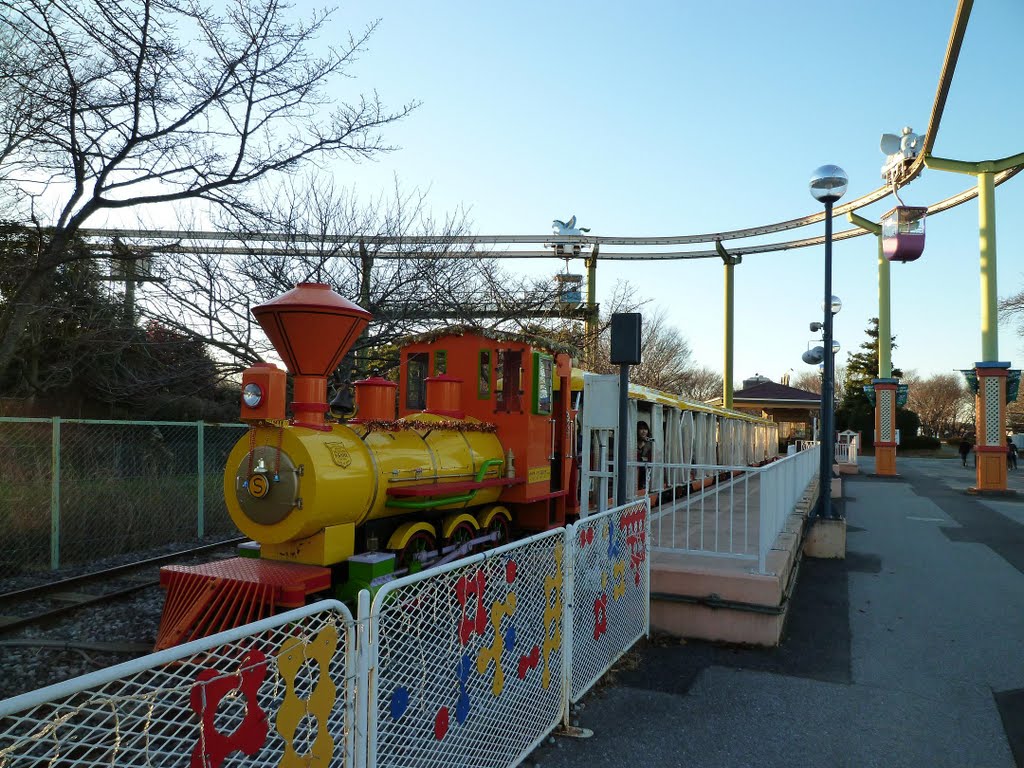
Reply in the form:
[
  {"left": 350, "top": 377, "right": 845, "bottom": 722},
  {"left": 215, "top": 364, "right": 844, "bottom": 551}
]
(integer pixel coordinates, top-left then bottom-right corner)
[{"left": 0, "top": 417, "right": 248, "bottom": 579}]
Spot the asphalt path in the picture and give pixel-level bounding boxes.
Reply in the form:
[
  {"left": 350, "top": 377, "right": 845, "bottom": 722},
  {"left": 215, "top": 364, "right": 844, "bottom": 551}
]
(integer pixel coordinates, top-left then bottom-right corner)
[{"left": 527, "top": 457, "right": 1024, "bottom": 768}]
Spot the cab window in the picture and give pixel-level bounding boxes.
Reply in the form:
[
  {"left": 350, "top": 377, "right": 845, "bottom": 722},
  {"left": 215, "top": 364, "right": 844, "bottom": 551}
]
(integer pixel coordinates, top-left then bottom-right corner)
[
  {"left": 496, "top": 350, "right": 522, "bottom": 412},
  {"left": 434, "top": 350, "right": 447, "bottom": 375},
  {"left": 533, "top": 353, "right": 553, "bottom": 415},
  {"left": 478, "top": 350, "right": 491, "bottom": 399},
  {"left": 406, "top": 352, "right": 428, "bottom": 410}
]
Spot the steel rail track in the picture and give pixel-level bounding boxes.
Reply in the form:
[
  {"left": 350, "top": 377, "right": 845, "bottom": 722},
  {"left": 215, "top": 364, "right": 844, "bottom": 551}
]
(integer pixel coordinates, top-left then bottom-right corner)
[{"left": 0, "top": 537, "right": 245, "bottom": 635}]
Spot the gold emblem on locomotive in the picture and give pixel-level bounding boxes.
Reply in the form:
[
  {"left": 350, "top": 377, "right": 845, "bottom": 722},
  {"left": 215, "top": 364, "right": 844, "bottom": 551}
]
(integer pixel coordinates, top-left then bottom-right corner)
[{"left": 325, "top": 442, "right": 352, "bottom": 468}]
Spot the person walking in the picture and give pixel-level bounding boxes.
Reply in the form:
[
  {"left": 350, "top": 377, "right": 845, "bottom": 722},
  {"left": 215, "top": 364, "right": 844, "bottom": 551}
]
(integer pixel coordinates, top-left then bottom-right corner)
[
  {"left": 1007, "top": 438, "right": 1018, "bottom": 470},
  {"left": 959, "top": 438, "right": 971, "bottom": 467}
]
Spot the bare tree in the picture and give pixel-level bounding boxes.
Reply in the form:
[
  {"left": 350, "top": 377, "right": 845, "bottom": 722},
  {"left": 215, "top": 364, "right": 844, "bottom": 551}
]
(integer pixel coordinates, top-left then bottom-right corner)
[
  {"left": 678, "top": 367, "right": 723, "bottom": 402},
  {"left": 793, "top": 371, "right": 822, "bottom": 394},
  {"left": 574, "top": 284, "right": 697, "bottom": 392},
  {"left": 0, "top": 0, "right": 415, "bottom": 375},
  {"left": 132, "top": 176, "right": 561, "bottom": 404},
  {"left": 906, "top": 372, "right": 971, "bottom": 437}
]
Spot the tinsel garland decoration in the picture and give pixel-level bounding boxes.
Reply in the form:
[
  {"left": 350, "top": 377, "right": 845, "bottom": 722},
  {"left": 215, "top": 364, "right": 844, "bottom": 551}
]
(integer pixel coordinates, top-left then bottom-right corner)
[{"left": 356, "top": 418, "right": 498, "bottom": 434}]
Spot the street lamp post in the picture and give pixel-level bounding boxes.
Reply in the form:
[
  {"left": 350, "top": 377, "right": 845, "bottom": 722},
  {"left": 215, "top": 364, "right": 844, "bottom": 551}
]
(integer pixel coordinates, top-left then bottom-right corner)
[{"left": 810, "top": 165, "right": 848, "bottom": 520}]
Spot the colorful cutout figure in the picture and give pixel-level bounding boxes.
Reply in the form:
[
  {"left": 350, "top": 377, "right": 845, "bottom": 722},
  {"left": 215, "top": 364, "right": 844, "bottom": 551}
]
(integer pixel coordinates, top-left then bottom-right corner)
[
  {"left": 275, "top": 625, "right": 338, "bottom": 766},
  {"left": 189, "top": 651, "right": 269, "bottom": 768}
]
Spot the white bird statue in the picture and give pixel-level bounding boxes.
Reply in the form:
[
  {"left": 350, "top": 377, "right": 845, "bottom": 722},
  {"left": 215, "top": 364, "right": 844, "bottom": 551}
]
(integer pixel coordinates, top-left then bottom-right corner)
[{"left": 552, "top": 215, "right": 590, "bottom": 237}]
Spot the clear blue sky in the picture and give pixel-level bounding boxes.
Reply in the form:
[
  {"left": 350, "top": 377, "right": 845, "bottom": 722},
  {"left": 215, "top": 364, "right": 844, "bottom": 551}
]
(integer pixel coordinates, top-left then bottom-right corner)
[{"left": 302, "top": 0, "right": 1024, "bottom": 382}]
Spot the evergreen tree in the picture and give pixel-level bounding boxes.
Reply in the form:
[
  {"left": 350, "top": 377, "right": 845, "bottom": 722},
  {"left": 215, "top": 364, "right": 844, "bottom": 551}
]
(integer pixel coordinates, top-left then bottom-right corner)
[{"left": 836, "top": 318, "right": 906, "bottom": 437}]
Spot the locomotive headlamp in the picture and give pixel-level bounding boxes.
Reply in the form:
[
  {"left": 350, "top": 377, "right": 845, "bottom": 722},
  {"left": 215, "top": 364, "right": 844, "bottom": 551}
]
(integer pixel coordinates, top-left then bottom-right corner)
[{"left": 242, "top": 383, "right": 264, "bottom": 408}]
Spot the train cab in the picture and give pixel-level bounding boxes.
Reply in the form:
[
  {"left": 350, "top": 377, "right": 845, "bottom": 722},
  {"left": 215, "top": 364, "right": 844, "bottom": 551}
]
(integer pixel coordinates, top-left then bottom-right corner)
[{"left": 397, "top": 329, "right": 576, "bottom": 531}]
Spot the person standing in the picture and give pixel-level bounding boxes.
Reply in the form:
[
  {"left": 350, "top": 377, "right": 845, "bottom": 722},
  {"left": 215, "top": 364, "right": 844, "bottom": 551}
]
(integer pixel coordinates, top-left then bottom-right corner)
[
  {"left": 1007, "top": 438, "right": 1018, "bottom": 470},
  {"left": 637, "top": 421, "right": 653, "bottom": 490}
]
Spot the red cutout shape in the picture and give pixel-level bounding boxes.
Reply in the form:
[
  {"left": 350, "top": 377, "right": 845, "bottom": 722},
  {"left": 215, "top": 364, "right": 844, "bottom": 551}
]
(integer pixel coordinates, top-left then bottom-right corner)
[
  {"left": 435, "top": 706, "right": 450, "bottom": 740},
  {"left": 190, "top": 651, "right": 269, "bottom": 768},
  {"left": 517, "top": 646, "right": 541, "bottom": 679}
]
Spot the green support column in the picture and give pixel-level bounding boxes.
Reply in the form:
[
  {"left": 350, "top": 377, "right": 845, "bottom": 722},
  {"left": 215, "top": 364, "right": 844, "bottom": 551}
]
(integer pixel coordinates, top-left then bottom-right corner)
[
  {"left": 924, "top": 151, "right": 1024, "bottom": 363},
  {"left": 196, "top": 421, "right": 205, "bottom": 538},
  {"left": 50, "top": 416, "right": 61, "bottom": 570},
  {"left": 716, "top": 241, "right": 740, "bottom": 409},
  {"left": 848, "top": 213, "right": 892, "bottom": 377}
]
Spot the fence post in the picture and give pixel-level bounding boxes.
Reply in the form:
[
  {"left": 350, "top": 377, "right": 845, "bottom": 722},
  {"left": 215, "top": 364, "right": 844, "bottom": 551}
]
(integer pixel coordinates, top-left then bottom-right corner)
[
  {"left": 561, "top": 524, "right": 575, "bottom": 727},
  {"left": 49, "top": 417, "right": 61, "bottom": 570},
  {"left": 355, "top": 589, "right": 371, "bottom": 768},
  {"left": 758, "top": 467, "right": 772, "bottom": 574},
  {"left": 196, "top": 421, "right": 205, "bottom": 538}
]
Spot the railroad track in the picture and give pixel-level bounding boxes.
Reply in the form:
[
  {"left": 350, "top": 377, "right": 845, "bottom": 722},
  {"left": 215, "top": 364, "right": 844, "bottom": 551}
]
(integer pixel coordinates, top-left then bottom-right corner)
[{"left": 0, "top": 538, "right": 245, "bottom": 635}]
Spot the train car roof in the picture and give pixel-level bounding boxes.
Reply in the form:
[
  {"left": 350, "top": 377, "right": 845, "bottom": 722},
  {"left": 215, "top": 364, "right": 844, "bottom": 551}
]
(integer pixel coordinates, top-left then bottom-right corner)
[
  {"left": 569, "top": 368, "right": 774, "bottom": 425},
  {"left": 399, "top": 325, "right": 578, "bottom": 356}
]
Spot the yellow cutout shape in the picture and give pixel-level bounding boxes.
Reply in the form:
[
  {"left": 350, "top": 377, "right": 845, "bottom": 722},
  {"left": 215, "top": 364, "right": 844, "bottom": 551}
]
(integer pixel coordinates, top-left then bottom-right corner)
[
  {"left": 477, "top": 591, "right": 517, "bottom": 696},
  {"left": 276, "top": 624, "right": 339, "bottom": 766},
  {"left": 612, "top": 560, "right": 626, "bottom": 601},
  {"left": 541, "top": 542, "right": 564, "bottom": 689}
]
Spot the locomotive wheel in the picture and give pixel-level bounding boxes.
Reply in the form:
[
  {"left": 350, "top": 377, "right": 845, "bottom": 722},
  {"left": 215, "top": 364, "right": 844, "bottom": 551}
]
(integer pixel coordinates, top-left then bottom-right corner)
[
  {"left": 486, "top": 514, "right": 511, "bottom": 547},
  {"left": 448, "top": 521, "right": 477, "bottom": 551},
  {"left": 398, "top": 530, "right": 436, "bottom": 574}
]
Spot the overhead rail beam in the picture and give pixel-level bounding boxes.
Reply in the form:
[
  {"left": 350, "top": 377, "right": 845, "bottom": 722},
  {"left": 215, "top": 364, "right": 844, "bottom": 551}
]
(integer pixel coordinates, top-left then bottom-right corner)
[
  {"left": 83, "top": 167, "right": 1021, "bottom": 262},
  {"left": 66, "top": 0, "right": 1017, "bottom": 263}
]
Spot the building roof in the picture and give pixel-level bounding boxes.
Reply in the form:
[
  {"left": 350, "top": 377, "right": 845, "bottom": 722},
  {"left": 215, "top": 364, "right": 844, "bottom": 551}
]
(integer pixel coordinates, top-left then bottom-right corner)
[{"left": 731, "top": 381, "right": 821, "bottom": 406}]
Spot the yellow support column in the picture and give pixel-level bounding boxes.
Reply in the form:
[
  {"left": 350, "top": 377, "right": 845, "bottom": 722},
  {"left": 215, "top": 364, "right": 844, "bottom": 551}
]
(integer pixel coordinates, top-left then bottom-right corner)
[
  {"left": 716, "top": 241, "right": 740, "bottom": 410},
  {"left": 925, "top": 152, "right": 1024, "bottom": 493},
  {"left": 584, "top": 248, "right": 599, "bottom": 369}
]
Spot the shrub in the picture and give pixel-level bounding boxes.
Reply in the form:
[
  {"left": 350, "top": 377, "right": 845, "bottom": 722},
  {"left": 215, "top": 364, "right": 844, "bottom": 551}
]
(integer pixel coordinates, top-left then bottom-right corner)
[{"left": 898, "top": 435, "right": 942, "bottom": 451}]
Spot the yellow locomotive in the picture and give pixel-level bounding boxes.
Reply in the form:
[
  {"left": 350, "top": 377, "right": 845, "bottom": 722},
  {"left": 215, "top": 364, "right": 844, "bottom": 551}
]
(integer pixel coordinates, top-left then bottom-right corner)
[{"left": 157, "top": 283, "right": 575, "bottom": 648}]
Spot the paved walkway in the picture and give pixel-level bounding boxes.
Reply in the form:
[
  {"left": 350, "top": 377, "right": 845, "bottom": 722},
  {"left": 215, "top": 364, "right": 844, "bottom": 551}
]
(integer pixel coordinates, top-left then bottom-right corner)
[{"left": 528, "top": 457, "right": 1024, "bottom": 768}]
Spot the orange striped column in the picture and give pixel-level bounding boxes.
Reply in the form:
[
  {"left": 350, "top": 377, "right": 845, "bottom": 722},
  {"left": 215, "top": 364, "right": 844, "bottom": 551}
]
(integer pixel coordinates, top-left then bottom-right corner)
[
  {"left": 972, "top": 363, "right": 1009, "bottom": 492},
  {"left": 872, "top": 378, "right": 898, "bottom": 476}
]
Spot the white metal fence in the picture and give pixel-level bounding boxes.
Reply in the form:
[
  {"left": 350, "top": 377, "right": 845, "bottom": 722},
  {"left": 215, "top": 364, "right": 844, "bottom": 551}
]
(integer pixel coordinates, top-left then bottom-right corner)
[
  {"left": 797, "top": 439, "right": 856, "bottom": 465},
  {"left": 644, "top": 446, "right": 820, "bottom": 573},
  {"left": 0, "top": 601, "right": 357, "bottom": 767},
  {"left": 0, "top": 499, "right": 650, "bottom": 768}
]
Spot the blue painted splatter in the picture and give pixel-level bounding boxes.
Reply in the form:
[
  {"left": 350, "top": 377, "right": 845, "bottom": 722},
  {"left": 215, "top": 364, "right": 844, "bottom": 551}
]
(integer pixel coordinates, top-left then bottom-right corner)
[
  {"left": 504, "top": 625, "right": 516, "bottom": 653},
  {"left": 390, "top": 687, "right": 409, "bottom": 721},
  {"left": 607, "top": 519, "right": 621, "bottom": 559},
  {"left": 456, "top": 654, "right": 472, "bottom": 723}
]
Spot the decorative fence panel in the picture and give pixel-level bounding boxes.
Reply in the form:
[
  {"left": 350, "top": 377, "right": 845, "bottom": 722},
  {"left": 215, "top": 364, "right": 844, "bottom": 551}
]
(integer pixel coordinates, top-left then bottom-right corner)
[
  {"left": 368, "top": 530, "right": 567, "bottom": 768},
  {"left": 1, "top": 500, "right": 651, "bottom": 768},
  {"left": 0, "top": 418, "right": 247, "bottom": 578},
  {"left": 567, "top": 498, "right": 650, "bottom": 703},
  {"left": 0, "top": 601, "right": 357, "bottom": 768}
]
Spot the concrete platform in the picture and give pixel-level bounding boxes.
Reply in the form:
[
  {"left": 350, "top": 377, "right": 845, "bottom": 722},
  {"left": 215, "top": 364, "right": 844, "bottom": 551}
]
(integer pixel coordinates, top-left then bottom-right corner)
[
  {"left": 530, "top": 455, "right": 1024, "bottom": 768},
  {"left": 649, "top": 479, "right": 817, "bottom": 647}
]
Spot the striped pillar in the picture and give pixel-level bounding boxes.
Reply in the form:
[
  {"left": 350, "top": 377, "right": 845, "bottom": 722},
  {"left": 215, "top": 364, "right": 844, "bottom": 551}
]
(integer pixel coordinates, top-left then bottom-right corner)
[{"left": 973, "top": 362, "right": 1009, "bottom": 492}]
